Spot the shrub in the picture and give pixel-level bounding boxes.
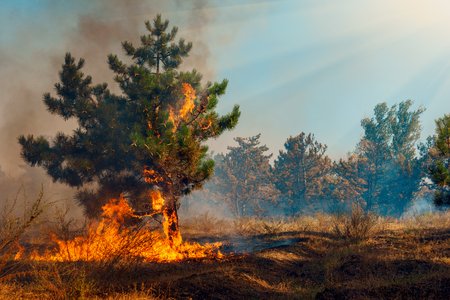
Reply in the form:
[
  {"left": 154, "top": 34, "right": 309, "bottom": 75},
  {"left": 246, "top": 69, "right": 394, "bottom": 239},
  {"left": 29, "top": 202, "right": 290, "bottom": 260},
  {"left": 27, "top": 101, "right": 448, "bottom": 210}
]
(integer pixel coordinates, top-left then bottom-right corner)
[
  {"left": 0, "top": 187, "right": 45, "bottom": 281},
  {"left": 332, "top": 202, "right": 377, "bottom": 242}
]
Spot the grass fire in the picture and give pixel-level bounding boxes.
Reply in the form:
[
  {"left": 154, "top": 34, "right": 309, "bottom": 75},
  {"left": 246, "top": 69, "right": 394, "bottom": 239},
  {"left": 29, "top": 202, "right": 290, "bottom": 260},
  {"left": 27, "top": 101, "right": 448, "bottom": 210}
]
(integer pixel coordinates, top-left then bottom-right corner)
[
  {"left": 27, "top": 191, "right": 222, "bottom": 263},
  {"left": 1, "top": 2, "right": 450, "bottom": 299}
]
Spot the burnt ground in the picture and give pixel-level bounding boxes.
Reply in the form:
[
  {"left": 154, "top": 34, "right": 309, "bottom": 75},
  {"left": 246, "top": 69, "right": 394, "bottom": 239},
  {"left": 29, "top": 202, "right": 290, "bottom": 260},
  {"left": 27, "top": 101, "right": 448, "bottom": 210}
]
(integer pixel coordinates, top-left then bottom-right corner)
[
  {"left": 2, "top": 227, "right": 450, "bottom": 299},
  {"left": 144, "top": 228, "right": 450, "bottom": 299}
]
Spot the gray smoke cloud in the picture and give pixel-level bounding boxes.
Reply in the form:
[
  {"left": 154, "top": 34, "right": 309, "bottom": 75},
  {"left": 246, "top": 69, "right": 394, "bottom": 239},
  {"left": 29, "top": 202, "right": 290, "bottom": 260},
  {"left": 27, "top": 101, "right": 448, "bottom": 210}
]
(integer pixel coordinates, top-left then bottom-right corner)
[{"left": 0, "top": 0, "right": 222, "bottom": 217}]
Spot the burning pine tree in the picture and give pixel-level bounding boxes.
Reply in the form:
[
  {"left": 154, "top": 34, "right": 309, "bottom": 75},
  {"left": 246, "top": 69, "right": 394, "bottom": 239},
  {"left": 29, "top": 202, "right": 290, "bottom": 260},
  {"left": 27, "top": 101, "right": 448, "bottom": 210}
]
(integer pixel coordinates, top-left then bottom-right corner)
[{"left": 18, "top": 15, "right": 240, "bottom": 261}]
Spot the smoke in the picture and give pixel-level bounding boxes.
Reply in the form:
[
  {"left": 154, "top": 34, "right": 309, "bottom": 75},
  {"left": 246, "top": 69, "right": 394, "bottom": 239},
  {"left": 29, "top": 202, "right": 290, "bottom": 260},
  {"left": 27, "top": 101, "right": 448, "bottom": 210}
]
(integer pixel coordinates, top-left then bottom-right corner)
[
  {"left": 403, "top": 190, "right": 437, "bottom": 217},
  {"left": 0, "top": 0, "right": 222, "bottom": 216},
  {"left": 176, "top": 0, "right": 216, "bottom": 80},
  {"left": 179, "top": 190, "right": 234, "bottom": 221}
]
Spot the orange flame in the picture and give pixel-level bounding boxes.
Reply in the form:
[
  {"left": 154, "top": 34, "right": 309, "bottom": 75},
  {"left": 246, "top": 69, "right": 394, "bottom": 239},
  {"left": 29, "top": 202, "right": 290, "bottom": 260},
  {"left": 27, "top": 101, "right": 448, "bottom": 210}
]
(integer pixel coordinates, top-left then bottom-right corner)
[
  {"left": 201, "top": 119, "right": 213, "bottom": 130},
  {"left": 28, "top": 193, "right": 222, "bottom": 263},
  {"left": 167, "top": 83, "right": 196, "bottom": 132},
  {"left": 143, "top": 168, "right": 164, "bottom": 184},
  {"left": 23, "top": 83, "right": 220, "bottom": 264},
  {"left": 180, "top": 83, "right": 196, "bottom": 120},
  {"left": 163, "top": 205, "right": 183, "bottom": 247},
  {"left": 14, "top": 244, "right": 25, "bottom": 260},
  {"left": 150, "top": 189, "right": 164, "bottom": 212},
  {"left": 101, "top": 196, "right": 134, "bottom": 222}
]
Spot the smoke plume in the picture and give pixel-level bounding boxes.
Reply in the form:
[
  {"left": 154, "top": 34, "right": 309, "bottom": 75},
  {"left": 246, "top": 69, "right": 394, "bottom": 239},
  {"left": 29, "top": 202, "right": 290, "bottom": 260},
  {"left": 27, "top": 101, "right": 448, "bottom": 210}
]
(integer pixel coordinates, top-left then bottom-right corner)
[{"left": 0, "top": 0, "right": 219, "bottom": 216}]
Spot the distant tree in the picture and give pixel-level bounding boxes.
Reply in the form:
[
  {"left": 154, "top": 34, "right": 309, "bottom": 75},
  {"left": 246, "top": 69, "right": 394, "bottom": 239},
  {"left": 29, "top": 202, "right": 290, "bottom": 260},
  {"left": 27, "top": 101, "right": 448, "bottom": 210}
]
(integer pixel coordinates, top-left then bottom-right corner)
[
  {"left": 273, "top": 133, "right": 332, "bottom": 215},
  {"left": 331, "top": 154, "right": 368, "bottom": 210},
  {"left": 18, "top": 15, "right": 240, "bottom": 241},
  {"left": 212, "top": 135, "right": 278, "bottom": 217},
  {"left": 356, "top": 100, "right": 424, "bottom": 215},
  {"left": 426, "top": 114, "right": 450, "bottom": 206}
]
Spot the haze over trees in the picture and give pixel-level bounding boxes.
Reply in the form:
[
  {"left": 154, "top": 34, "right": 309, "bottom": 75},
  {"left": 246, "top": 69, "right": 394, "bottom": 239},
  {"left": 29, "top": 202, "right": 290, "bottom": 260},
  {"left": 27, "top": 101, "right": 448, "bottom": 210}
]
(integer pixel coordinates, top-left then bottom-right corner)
[
  {"left": 346, "top": 100, "right": 425, "bottom": 216},
  {"left": 210, "top": 135, "right": 278, "bottom": 217},
  {"left": 273, "top": 133, "right": 332, "bottom": 215},
  {"left": 14, "top": 14, "right": 447, "bottom": 220},
  {"left": 195, "top": 100, "right": 444, "bottom": 218},
  {"left": 18, "top": 14, "right": 241, "bottom": 229}
]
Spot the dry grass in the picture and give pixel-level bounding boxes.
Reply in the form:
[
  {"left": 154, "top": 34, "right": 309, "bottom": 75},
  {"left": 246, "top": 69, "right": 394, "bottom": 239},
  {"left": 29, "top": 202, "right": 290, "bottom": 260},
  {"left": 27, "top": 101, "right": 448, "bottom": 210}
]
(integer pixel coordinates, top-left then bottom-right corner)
[
  {"left": 1, "top": 209, "right": 449, "bottom": 299},
  {"left": 0, "top": 188, "right": 45, "bottom": 285},
  {"left": 182, "top": 212, "right": 335, "bottom": 237}
]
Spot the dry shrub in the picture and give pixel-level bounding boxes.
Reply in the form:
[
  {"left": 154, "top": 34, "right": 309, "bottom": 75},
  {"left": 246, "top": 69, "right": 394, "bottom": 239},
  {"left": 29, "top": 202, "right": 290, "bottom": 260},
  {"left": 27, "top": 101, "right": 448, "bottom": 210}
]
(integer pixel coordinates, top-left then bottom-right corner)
[
  {"left": 0, "top": 187, "right": 45, "bottom": 282},
  {"left": 34, "top": 219, "right": 160, "bottom": 269},
  {"left": 29, "top": 260, "right": 157, "bottom": 299},
  {"left": 31, "top": 262, "right": 98, "bottom": 299},
  {"left": 332, "top": 202, "right": 378, "bottom": 242},
  {"left": 45, "top": 204, "right": 85, "bottom": 243},
  {"left": 0, "top": 282, "right": 29, "bottom": 299}
]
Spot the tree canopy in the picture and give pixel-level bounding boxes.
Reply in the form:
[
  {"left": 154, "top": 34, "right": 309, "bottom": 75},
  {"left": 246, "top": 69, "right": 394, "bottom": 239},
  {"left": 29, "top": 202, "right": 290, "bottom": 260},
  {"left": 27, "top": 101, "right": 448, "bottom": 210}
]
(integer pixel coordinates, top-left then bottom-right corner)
[
  {"left": 18, "top": 15, "right": 240, "bottom": 220},
  {"left": 352, "top": 100, "right": 424, "bottom": 215},
  {"left": 273, "top": 133, "right": 331, "bottom": 215},
  {"left": 211, "top": 134, "right": 278, "bottom": 217}
]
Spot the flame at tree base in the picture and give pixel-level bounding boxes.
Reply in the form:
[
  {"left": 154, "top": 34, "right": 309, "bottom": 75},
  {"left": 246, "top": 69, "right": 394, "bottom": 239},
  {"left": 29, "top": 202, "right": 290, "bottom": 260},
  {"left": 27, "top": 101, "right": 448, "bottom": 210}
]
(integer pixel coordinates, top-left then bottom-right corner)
[{"left": 29, "top": 192, "right": 222, "bottom": 263}]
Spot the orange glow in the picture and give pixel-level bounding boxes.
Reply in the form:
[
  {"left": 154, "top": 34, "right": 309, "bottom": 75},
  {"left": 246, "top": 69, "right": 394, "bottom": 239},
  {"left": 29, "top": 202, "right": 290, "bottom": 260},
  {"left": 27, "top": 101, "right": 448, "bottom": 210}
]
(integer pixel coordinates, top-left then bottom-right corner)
[
  {"left": 14, "top": 244, "right": 25, "bottom": 260},
  {"left": 24, "top": 83, "right": 219, "bottom": 264},
  {"left": 163, "top": 206, "right": 183, "bottom": 247},
  {"left": 143, "top": 168, "right": 164, "bottom": 184},
  {"left": 101, "top": 196, "right": 134, "bottom": 222},
  {"left": 167, "top": 83, "right": 196, "bottom": 132},
  {"left": 28, "top": 193, "right": 222, "bottom": 263},
  {"left": 201, "top": 119, "right": 213, "bottom": 130},
  {"left": 180, "top": 83, "right": 196, "bottom": 120},
  {"left": 150, "top": 189, "right": 164, "bottom": 212}
]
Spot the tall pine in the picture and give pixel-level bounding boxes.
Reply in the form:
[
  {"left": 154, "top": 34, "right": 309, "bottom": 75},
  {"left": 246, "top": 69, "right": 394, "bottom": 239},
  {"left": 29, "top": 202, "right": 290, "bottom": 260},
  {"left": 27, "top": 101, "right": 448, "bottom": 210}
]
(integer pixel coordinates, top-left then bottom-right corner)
[
  {"left": 19, "top": 14, "right": 240, "bottom": 232},
  {"left": 211, "top": 135, "right": 278, "bottom": 217},
  {"left": 355, "top": 100, "right": 424, "bottom": 215},
  {"left": 273, "top": 133, "right": 332, "bottom": 215}
]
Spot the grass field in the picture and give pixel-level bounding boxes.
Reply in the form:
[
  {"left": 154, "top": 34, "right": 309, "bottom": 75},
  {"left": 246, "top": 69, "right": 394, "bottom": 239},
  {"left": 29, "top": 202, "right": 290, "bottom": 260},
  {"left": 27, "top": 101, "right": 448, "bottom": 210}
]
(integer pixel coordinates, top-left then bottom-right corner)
[{"left": 1, "top": 210, "right": 449, "bottom": 299}]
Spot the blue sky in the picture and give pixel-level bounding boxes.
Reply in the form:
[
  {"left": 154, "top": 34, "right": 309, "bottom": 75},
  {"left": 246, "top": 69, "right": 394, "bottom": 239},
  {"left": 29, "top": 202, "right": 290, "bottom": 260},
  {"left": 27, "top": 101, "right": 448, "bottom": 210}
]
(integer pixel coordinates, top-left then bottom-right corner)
[
  {"left": 207, "top": 0, "right": 450, "bottom": 158},
  {"left": 2, "top": 0, "right": 450, "bottom": 167}
]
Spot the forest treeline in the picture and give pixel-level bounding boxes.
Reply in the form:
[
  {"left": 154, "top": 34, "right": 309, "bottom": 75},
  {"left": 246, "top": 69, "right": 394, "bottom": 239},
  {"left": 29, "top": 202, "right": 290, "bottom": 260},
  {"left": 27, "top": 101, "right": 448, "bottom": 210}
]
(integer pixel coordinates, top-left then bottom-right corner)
[
  {"left": 16, "top": 15, "right": 449, "bottom": 220},
  {"left": 190, "top": 102, "right": 450, "bottom": 218}
]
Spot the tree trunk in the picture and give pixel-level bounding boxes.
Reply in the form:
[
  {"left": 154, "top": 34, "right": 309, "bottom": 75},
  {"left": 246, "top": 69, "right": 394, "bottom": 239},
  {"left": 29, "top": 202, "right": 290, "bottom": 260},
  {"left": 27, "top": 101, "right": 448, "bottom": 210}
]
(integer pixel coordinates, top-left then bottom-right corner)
[{"left": 163, "top": 194, "right": 182, "bottom": 247}]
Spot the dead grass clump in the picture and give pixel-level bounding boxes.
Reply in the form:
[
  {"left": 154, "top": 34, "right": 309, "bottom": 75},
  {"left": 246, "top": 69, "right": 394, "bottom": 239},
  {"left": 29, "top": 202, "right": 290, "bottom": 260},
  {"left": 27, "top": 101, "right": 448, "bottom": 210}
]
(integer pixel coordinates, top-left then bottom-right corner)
[
  {"left": 23, "top": 261, "right": 160, "bottom": 299},
  {"left": 332, "top": 203, "right": 378, "bottom": 242},
  {"left": 30, "top": 262, "right": 98, "bottom": 299},
  {"left": 0, "top": 188, "right": 45, "bottom": 282}
]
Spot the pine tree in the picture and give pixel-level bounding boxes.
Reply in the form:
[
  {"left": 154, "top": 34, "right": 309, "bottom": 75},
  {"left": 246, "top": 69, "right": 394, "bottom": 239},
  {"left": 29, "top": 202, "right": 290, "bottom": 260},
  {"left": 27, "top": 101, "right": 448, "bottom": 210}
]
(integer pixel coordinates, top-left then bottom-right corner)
[
  {"left": 356, "top": 100, "right": 424, "bottom": 215},
  {"left": 427, "top": 114, "right": 450, "bottom": 205},
  {"left": 18, "top": 14, "right": 240, "bottom": 237},
  {"left": 273, "top": 133, "right": 332, "bottom": 215},
  {"left": 211, "top": 135, "right": 278, "bottom": 217},
  {"left": 331, "top": 154, "right": 368, "bottom": 210}
]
